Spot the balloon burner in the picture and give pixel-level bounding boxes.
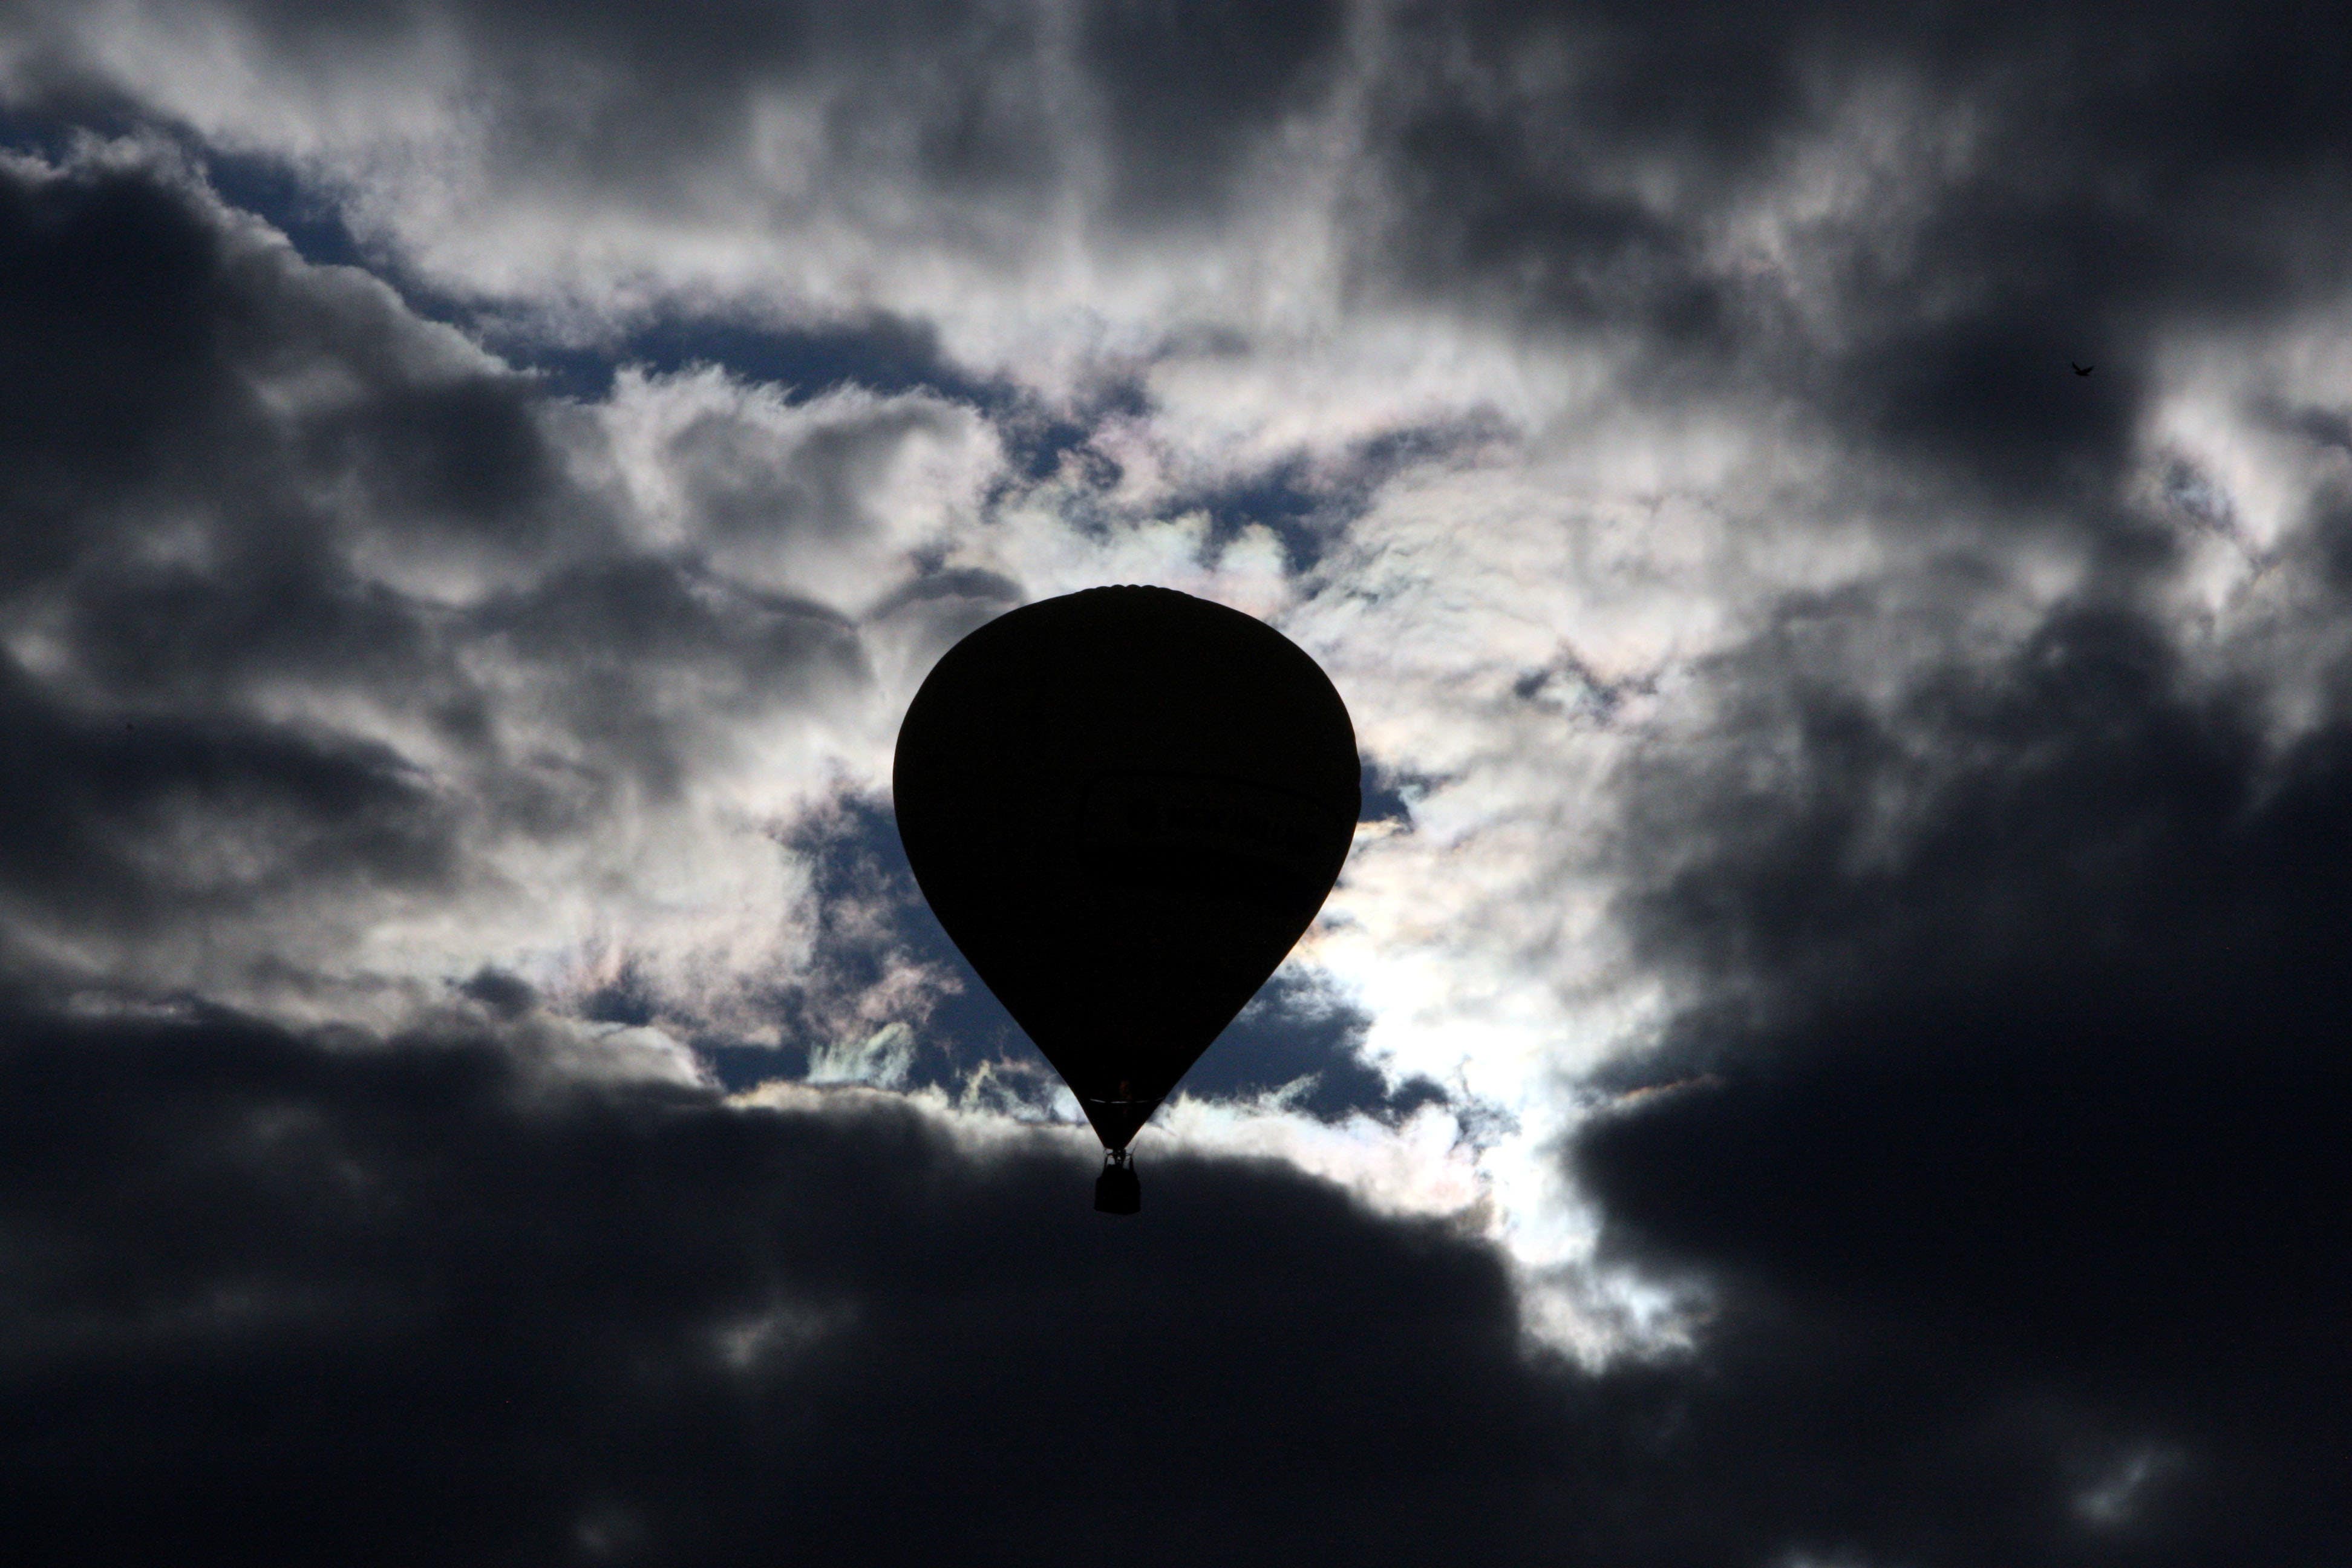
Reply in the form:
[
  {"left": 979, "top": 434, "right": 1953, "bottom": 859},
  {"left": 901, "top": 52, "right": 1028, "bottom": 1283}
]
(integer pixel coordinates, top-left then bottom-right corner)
[{"left": 1094, "top": 1149, "right": 1140, "bottom": 1215}]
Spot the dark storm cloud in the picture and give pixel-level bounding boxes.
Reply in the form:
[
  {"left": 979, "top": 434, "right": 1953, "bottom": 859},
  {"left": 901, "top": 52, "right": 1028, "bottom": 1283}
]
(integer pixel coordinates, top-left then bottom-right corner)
[
  {"left": 1370, "top": 2, "right": 2352, "bottom": 507},
  {"left": 0, "top": 4, "right": 1075, "bottom": 422},
  {"left": 0, "top": 142, "right": 579, "bottom": 719},
  {"left": 1082, "top": 0, "right": 1348, "bottom": 221},
  {"left": 10, "top": 0, "right": 1345, "bottom": 240},
  {"left": 0, "top": 659, "right": 456, "bottom": 941},
  {"left": 8, "top": 978, "right": 2326, "bottom": 1566},
  {"left": 0, "top": 146, "right": 567, "bottom": 565},
  {"left": 0, "top": 149, "right": 535, "bottom": 951},
  {"left": 0, "top": 147, "right": 948, "bottom": 995},
  {"left": 48, "top": 0, "right": 2344, "bottom": 554},
  {"left": 132, "top": 0, "right": 1065, "bottom": 203},
  {"left": 7, "top": 8, "right": 2351, "bottom": 1564},
  {"left": 1575, "top": 591, "right": 2352, "bottom": 1560},
  {"left": 0, "top": 1003, "right": 1579, "bottom": 1567},
  {"left": 670, "top": 394, "right": 963, "bottom": 547},
  {"left": 306, "top": 374, "right": 557, "bottom": 524},
  {"left": 10, "top": 0, "right": 1362, "bottom": 254},
  {"left": 1374, "top": 1, "right": 2352, "bottom": 310},
  {"left": 472, "top": 556, "right": 864, "bottom": 801}
]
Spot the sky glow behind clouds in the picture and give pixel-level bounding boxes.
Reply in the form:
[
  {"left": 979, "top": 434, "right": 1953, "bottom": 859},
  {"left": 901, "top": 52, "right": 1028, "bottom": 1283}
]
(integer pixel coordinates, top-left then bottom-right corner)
[{"left": 2, "top": 3, "right": 2350, "bottom": 1563}]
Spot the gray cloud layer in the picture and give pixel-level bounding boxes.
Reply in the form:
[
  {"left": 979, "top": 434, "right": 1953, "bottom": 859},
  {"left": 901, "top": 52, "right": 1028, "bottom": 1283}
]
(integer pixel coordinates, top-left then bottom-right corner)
[
  {"left": 4, "top": 2, "right": 2352, "bottom": 1563},
  {"left": 0, "top": 143, "right": 996, "bottom": 1021}
]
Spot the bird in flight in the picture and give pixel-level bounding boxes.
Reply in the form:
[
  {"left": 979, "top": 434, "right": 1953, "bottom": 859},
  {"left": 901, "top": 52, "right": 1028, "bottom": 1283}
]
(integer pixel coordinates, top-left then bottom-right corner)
[{"left": 2071, "top": 362, "right": 2094, "bottom": 376}]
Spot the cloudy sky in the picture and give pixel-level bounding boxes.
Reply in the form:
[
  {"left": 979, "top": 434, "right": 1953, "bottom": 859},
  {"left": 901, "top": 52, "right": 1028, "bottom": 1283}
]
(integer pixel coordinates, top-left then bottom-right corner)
[{"left": 3, "top": 2, "right": 2348, "bottom": 1561}]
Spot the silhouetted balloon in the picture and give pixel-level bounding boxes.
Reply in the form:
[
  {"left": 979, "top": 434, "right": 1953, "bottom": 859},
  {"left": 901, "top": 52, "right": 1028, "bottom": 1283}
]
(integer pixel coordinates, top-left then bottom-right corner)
[{"left": 893, "top": 586, "right": 1360, "bottom": 1212}]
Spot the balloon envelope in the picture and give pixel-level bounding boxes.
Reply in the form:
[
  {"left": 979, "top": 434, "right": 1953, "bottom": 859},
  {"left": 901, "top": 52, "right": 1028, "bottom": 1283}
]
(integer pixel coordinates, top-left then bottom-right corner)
[{"left": 893, "top": 586, "right": 1360, "bottom": 1152}]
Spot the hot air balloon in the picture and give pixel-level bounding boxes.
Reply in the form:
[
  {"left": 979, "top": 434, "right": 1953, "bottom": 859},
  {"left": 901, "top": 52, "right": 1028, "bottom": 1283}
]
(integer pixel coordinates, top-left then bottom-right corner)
[{"left": 893, "top": 586, "right": 1361, "bottom": 1214}]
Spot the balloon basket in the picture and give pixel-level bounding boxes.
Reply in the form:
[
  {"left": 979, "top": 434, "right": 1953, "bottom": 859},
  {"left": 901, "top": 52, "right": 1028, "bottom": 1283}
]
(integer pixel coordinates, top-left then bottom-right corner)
[{"left": 1094, "top": 1150, "right": 1140, "bottom": 1215}]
